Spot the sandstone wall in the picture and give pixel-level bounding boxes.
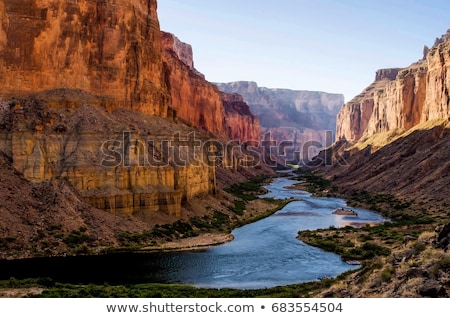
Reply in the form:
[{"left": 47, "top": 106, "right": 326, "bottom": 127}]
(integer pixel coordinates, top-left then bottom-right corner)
[
  {"left": 0, "top": 0, "right": 169, "bottom": 115},
  {"left": 375, "top": 68, "right": 403, "bottom": 81},
  {"left": 161, "top": 31, "right": 194, "bottom": 70},
  {"left": 0, "top": 95, "right": 216, "bottom": 218},
  {"left": 336, "top": 96, "right": 375, "bottom": 141},
  {"left": 161, "top": 32, "right": 260, "bottom": 142},
  {"left": 162, "top": 47, "right": 227, "bottom": 136},
  {"left": 337, "top": 64, "right": 427, "bottom": 142},
  {"left": 366, "top": 65, "right": 427, "bottom": 136},
  {"left": 336, "top": 36, "right": 450, "bottom": 144},
  {"left": 0, "top": 0, "right": 263, "bottom": 221},
  {"left": 221, "top": 93, "right": 260, "bottom": 142},
  {"left": 422, "top": 41, "right": 450, "bottom": 121}
]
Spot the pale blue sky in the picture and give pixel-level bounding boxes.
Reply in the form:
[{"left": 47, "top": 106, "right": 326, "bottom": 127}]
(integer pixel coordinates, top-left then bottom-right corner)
[{"left": 158, "top": 0, "right": 450, "bottom": 102}]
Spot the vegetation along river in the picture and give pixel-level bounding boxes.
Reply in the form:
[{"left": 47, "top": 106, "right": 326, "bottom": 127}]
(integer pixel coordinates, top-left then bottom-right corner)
[{"left": 0, "top": 178, "right": 386, "bottom": 289}]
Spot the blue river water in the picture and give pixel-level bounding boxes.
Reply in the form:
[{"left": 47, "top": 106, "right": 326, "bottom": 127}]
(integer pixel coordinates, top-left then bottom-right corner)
[
  {"left": 0, "top": 177, "right": 385, "bottom": 289},
  {"left": 151, "top": 178, "right": 385, "bottom": 289}
]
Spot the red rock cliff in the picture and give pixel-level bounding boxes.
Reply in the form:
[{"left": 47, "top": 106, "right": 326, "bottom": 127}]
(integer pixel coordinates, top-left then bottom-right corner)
[
  {"left": 422, "top": 40, "right": 450, "bottom": 121},
  {"left": 161, "top": 33, "right": 226, "bottom": 136},
  {"left": 337, "top": 32, "right": 450, "bottom": 144},
  {"left": 0, "top": 0, "right": 220, "bottom": 220},
  {"left": 0, "top": 0, "right": 169, "bottom": 115},
  {"left": 221, "top": 93, "right": 260, "bottom": 142},
  {"left": 0, "top": 0, "right": 263, "bottom": 223},
  {"left": 161, "top": 31, "right": 260, "bottom": 142},
  {"left": 366, "top": 64, "right": 427, "bottom": 136},
  {"left": 337, "top": 64, "right": 428, "bottom": 142}
]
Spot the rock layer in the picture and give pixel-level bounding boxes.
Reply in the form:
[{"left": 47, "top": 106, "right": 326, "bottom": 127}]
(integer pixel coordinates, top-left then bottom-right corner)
[
  {"left": 216, "top": 81, "right": 344, "bottom": 159},
  {"left": 0, "top": 91, "right": 216, "bottom": 218},
  {"left": 221, "top": 93, "right": 260, "bottom": 143},
  {"left": 161, "top": 31, "right": 195, "bottom": 71},
  {"left": 0, "top": 0, "right": 169, "bottom": 116},
  {"left": 0, "top": 0, "right": 263, "bottom": 221},
  {"left": 161, "top": 32, "right": 260, "bottom": 142},
  {"left": 336, "top": 36, "right": 450, "bottom": 143}
]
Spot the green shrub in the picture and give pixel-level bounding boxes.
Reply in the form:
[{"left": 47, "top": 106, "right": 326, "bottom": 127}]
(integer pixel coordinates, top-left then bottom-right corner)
[
  {"left": 431, "top": 257, "right": 450, "bottom": 278},
  {"left": 380, "top": 266, "right": 394, "bottom": 283},
  {"left": 63, "top": 231, "right": 89, "bottom": 247},
  {"left": 225, "top": 175, "right": 271, "bottom": 200},
  {"left": 211, "top": 211, "right": 230, "bottom": 229},
  {"left": 230, "top": 200, "right": 246, "bottom": 215}
]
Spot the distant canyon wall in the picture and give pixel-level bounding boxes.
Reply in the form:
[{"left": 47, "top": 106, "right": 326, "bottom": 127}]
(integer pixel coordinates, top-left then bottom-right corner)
[
  {"left": 336, "top": 33, "right": 450, "bottom": 143},
  {"left": 220, "top": 92, "right": 260, "bottom": 143},
  {"left": 216, "top": 81, "right": 344, "bottom": 159}
]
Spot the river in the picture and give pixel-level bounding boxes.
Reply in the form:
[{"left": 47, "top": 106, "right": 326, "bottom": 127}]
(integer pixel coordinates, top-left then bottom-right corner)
[{"left": 0, "top": 177, "right": 385, "bottom": 289}]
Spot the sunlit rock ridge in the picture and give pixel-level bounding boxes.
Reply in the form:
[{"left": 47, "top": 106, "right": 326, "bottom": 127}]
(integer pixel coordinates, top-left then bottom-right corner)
[{"left": 337, "top": 30, "right": 450, "bottom": 144}]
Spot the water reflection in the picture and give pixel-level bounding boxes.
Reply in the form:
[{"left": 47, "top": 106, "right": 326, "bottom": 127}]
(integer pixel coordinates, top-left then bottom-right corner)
[{"left": 0, "top": 178, "right": 385, "bottom": 289}]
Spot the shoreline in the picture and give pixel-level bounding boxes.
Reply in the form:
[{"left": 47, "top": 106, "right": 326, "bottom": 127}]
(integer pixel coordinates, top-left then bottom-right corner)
[
  {"left": 0, "top": 187, "right": 293, "bottom": 261},
  {"left": 141, "top": 233, "right": 235, "bottom": 252},
  {"left": 139, "top": 199, "right": 296, "bottom": 253}
]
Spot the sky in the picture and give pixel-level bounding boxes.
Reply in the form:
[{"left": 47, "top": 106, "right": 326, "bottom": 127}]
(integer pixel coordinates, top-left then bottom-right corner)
[{"left": 158, "top": 0, "right": 450, "bottom": 102}]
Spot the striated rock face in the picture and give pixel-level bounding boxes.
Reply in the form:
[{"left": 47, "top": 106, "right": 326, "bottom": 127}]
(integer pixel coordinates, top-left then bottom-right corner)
[
  {"left": 161, "top": 31, "right": 195, "bottom": 71},
  {"left": 0, "top": 91, "right": 216, "bottom": 218},
  {"left": 375, "top": 68, "right": 402, "bottom": 81},
  {"left": 0, "top": 0, "right": 263, "bottom": 225},
  {"left": 161, "top": 32, "right": 259, "bottom": 142},
  {"left": 366, "top": 64, "right": 427, "bottom": 136},
  {"left": 221, "top": 93, "right": 260, "bottom": 142},
  {"left": 161, "top": 44, "right": 226, "bottom": 136},
  {"left": 0, "top": 0, "right": 169, "bottom": 116},
  {"left": 216, "top": 81, "right": 344, "bottom": 159},
  {"left": 337, "top": 65, "right": 427, "bottom": 141},
  {"left": 0, "top": 0, "right": 221, "bottom": 220},
  {"left": 422, "top": 40, "right": 450, "bottom": 121},
  {"left": 336, "top": 99, "right": 374, "bottom": 142},
  {"left": 338, "top": 65, "right": 427, "bottom": 141},
  {"left": 336, "top": 68, "right": 402, "bottom": 141},
  {"left": 337, "top": 36, "right": 450, "bottom": 144}
]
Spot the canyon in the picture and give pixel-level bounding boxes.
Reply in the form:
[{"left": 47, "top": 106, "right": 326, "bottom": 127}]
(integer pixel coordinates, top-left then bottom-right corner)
[
  {"left": 0, "top": 0, "right": 268, "bottom": 259},
  {"left": 216, "top": 81, "right": 344, "bottom": 161},
  {"left": 1, "top": 0, "right": 448, "bottom": 299}
]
